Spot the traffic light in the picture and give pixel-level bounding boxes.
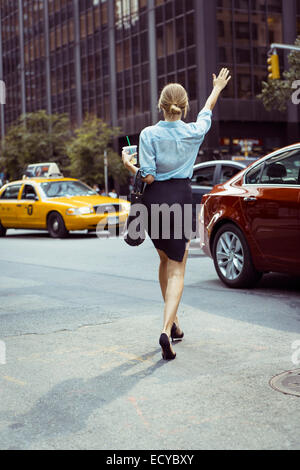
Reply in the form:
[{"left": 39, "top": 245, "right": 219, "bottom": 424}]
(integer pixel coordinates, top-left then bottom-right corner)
[{"left": 267, "top": 53, "right": 280, "bottom": 80}]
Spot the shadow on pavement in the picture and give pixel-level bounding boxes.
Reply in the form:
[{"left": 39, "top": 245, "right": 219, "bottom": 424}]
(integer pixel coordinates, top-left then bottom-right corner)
[
  {"left": 195, "top": 272, "right": 300, "bottom": 295},
  {"left": 5, "top": 231, "right": 101, "bottom": 240},
  {"left": 0, "top": 348, "right": 165, "bottom": 450}
]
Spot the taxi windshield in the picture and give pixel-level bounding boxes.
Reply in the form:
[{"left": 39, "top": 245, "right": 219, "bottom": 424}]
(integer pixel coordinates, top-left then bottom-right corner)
[{"left": 40, "top": 180, "right": 97, "bottom": 198}]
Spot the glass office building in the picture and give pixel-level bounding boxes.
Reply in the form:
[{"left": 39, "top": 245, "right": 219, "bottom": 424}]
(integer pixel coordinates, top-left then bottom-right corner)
[{"left": 0, "top": 0, "right": 299, "bottom": 158}]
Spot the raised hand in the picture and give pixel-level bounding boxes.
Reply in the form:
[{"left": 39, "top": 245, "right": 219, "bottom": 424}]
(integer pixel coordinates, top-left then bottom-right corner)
[{"left": 213, "top": 68, "right": 231, "bottom": 91}]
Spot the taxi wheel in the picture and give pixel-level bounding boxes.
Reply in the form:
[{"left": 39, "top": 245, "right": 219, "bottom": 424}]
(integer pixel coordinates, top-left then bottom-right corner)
[
  {"left": 47, "top": 212, "right": 69, "bottom": 238},
  {"left": 212, "top": 223, "right": 262, "bottom": 289},
  {"left": 0, "top": 220, "right": 7, "bottom": 237}
]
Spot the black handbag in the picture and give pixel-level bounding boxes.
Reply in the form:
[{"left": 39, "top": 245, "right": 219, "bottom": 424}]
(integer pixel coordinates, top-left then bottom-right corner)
[{"left": 123, "top": 170, "right": 146, "bottom": 246}]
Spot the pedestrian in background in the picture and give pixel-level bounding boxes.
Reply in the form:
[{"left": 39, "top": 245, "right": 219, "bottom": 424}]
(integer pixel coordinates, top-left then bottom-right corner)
[
  {"left": 108, "top": 189, "right": 118, "bottom": 198},
  {"left": 93, "top": 184, "right": 101, "bottom": 194},
  {"left": 122, "top": 69, "right": 231, "bottom": 360}
]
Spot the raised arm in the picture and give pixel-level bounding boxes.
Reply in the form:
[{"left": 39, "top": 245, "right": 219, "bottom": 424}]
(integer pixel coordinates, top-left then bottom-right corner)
[{"left": 203, "top": 68, "right": 231, "bottom": 112}]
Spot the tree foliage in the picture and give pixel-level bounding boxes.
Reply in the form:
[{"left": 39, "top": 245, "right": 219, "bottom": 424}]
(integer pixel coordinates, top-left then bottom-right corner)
[
  {"left": 1, "top": 110, "right": 71, "bottom": 180},
  {"left": 258, "top": 36, "right": 300, "bottom": 112},
  {"left": 67, "top": 115, "right": 127, "bottom": 187},
  {"left": 0, "top": 111, "right": 128, "bottom": 188}
]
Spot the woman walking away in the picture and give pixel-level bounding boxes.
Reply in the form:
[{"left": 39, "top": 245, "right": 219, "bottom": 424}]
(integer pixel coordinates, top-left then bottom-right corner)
[{"left": 122, "top": 68, "right": 231, "bottom": 360}]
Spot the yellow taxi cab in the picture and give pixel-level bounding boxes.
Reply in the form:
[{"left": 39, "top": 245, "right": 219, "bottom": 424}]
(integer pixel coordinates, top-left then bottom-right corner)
[{"left": 0, "top": 174, "right": 130, "bottom": 238}]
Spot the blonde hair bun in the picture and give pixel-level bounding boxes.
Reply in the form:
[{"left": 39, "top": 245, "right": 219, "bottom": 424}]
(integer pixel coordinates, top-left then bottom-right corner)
[
  {"left": 158, "top": 83, "right": 189, "bottom": 118},
  {"left": 169, "top": 104, "right": 182, "bottom": 115}
]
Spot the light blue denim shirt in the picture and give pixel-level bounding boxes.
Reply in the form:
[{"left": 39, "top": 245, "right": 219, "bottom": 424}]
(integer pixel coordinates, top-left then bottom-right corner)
[{"left": 139, "top": 108, "right": 212, "bottom": 181}]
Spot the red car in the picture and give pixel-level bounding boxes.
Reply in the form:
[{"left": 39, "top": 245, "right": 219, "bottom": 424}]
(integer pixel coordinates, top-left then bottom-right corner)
[{"left": 200, "top": 143, "right": 300, "bottom": 288}]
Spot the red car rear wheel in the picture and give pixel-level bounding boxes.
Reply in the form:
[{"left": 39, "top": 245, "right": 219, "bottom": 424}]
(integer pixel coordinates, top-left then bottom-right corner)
[{"left": 212, "top": 223, "right": 262, "bottom": 288}]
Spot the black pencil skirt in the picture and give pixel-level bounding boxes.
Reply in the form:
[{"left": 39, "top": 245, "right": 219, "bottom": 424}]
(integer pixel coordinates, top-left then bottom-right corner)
[{"left": 142, "top": 178, "right": 193, "bottom": 262}]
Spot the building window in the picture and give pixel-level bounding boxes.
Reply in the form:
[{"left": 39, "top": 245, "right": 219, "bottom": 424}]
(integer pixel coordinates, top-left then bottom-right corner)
[
  {"left": 217, "top": 0, "right": 283, "bottom": 100},
  {"left": 115, "top": 0, "right": 149, "bottom": 119},
  {"left": 296, "top": 0, "right": 300, "bottom": 35},
  {"left": 155, "top": 0, "right": 197, "bottom": 105}
]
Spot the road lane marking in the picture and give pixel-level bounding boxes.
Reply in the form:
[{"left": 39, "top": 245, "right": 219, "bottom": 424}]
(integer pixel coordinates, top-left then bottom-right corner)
[
  {"left": 1, "top": 375, "right": 26, "bottom": 386},
  {"left": 0, "top": 276, "right": 44, "bottom": 289},
  {"left": 128, "top": 396, "right": 150, "bottom": 429}
]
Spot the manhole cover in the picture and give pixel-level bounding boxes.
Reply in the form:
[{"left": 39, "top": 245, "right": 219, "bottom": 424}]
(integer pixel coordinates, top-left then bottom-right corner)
[{"left": 269, "top": 369, "right": 300, "bottom": 397}]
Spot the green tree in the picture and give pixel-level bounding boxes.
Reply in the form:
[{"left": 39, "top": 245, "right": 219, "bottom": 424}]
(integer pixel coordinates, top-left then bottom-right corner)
[
  {"left": 1, "top": 110, "right": 72, "bottom": 180},
  {"left": 67, "top": 115, "right": 127, "bottom": 187},
  {"left": 258, "top": 36, "right": 300, "bottom": 112}
]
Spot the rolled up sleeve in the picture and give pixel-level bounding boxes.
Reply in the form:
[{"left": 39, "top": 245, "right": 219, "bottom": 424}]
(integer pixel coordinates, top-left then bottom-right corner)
[
  {"left": 139, "top": 130, "right": 156, "bottom": 179},
  {"left": 188, "top": 108, "right": 212, "bottom": 139}
]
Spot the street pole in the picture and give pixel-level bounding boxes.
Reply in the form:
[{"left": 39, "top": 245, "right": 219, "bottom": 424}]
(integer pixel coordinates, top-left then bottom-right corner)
[
  {"left": 104, "top": 150, "right": 108, "bottom": 195},
  {"left": 270, "top": 43, "right": 300, "bottom": 54},
  {"left": 0, "top": 7, "right": 5, "bottom": 139}
]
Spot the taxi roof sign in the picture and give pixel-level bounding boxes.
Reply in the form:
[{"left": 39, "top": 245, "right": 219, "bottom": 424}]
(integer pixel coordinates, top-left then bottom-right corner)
[{"left": 23, "top": 162, "right": 63, "bottom": 179}]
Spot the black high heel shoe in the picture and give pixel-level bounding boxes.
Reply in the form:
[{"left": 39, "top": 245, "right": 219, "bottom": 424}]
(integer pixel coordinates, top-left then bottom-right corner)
[
  {"left": 159, "top": 333, "right": 176, "bottom": 360},
  {"left": 171, "top": 323, "right": 184, "bottom": 341}
]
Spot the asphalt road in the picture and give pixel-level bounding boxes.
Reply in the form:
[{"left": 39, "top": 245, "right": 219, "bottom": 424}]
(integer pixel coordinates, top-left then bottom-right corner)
[{"left": 0, "top": 229, "right": 300, "bottom": 450}]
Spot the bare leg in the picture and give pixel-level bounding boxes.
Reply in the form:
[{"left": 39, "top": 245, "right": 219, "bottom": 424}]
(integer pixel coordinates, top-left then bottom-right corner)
[
  {"left": 157, "top": 249, "right": 168, "bottom": 301},
  {"left": 162, "top": 243, "right": 190, "bottom": 338}
]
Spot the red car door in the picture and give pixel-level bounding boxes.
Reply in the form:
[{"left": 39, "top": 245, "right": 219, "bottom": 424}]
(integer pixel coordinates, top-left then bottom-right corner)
[{"left": 241, "top": 148, "right": 300, "bottom": 273}]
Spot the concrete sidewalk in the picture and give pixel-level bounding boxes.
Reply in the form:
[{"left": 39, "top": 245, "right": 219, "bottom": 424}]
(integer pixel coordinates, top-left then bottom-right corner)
[{"left": 0, "top": 304, "right": 299, "bottom": 450}]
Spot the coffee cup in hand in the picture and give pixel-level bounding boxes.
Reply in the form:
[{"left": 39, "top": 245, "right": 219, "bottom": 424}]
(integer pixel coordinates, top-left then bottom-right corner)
[{"left": 123, "top": 145, "right": 138, "bottom": 165}]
